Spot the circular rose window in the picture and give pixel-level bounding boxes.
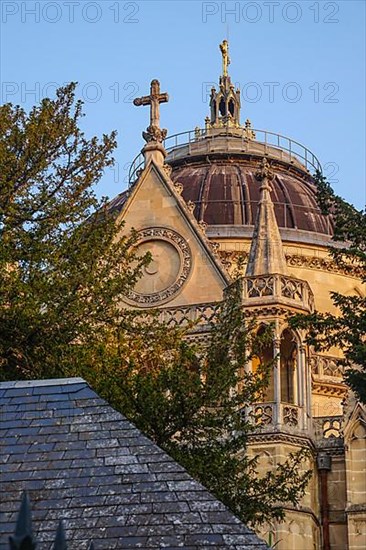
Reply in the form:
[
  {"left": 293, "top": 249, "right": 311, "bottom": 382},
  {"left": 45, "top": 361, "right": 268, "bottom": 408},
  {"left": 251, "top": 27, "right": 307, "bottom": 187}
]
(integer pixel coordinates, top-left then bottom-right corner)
[{"left": 126, "top": 227, "right": 192, "bottom": 306}]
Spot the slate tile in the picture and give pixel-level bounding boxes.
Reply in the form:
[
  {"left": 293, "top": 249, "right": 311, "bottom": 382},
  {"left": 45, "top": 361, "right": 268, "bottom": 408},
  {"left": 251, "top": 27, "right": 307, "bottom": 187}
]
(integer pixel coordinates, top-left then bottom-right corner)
[
  {"left": 28, "top": 442, "right": 55, "bottom": 453},
  {"left": 70, "top": 423, "right": 102, "bottom": 433},
  {"left": 53, "top": 440, "right": 86, "bottom": 451},
  {"left": 135, "top": 524, "right": 176, "bottom": 536},
  {"left": 63, "top": 449, "right": 94, "bottom": 460},
  {"left": 115, "top": 463, "right": 150, "bottom": 475},
  {"left": 8, "top": 427, "right": 40, "bottom": 437},
  {"left": 132, "top": 481, "right": 168, "bottom": 493},
  {"left": 149, "top": 461, "right": 186, "bottom": 473},
  {"left": 88, "top": 466, "right": 115, "bottom": 476},
  {"left": 136, "top": 453, "right": 170, "bottom": 463},
  {"left": 68, "top": 387, "right": 97, "bottom": 399},
  {"left": 115, "top": 503, "right": 153, "bottom": 515},
  {"left": 152, "top": 502, "right": 190, "bottom": 514},
  {"left": 176, "top": 491, "right": 214, "bottom": 502},
  {"left": 44, "top": 477, "right": 90, "bottom": 490},
  {"left": 62, "top": 383, "right": 87, "bottom": 394},
  {"left": 19, "top": 459, "right": 71, "bottom": 472},
  {"left": 114, "top": 535, "right": 148, "bottom": 547},
  {"left": 45, "top": 508, "right": 81, "bottom": 520},
  {"left": 0, "top": 420, "right": 31, "bottom": 429},
  {"left": 74, "top": 398, "right": 102, "bottom": 407},
  {"left": 32, "top": 385, "right": 64, "bottom": 395},
  {"left": 146, "top": 535, "right": 185, "bottom": 546},
  {"left": 39, "top": 394, "right": 71, "bottom": 403},
  {"left": 90, "top": 476, "right": 123, "bottom": 488},
  {"left": 140, "top": 491, "right": 178, "bottom": 503},
  {"left": 189, "top": 500, "right": 226, "bottom": 512},
  {"left": 78, "top": 431, "right": 111, "bottom": 440},
  {"left": 185, "top": 533, "right": 226, "bottom": 545},
  {"left": 2, "top": 444, "right": 30, "bottom": 455},
  {"left": 38, "top": 425, "right": 70, "bottom": 435},
  {"left": 71, "top": 458, "right": 104, "bottom": 468},
  {"left": 155, "top": 472, "right": 191, "bottom": 482},
  {"left": 86, "top": 438, "right": 120, "bottom": 449},
  {"left": 70, "top": 495, "right": 106, "bottom": 507},
  {"left": 11, "top": 434, "right": 48, "bottom": 445},
  {"left": 104, "top": 454, "right": 137, "bottom": 466},
  {"left": 167, "top": 480, "right": 202, "bottom": 492},
  {"left": 120, "top": 472, "right": 157, "bottom": 483},
  {"left": 3, "top": 388, "right": 34, "bottom": 398},
  {"left": 83, "top": 505, "right": 118, "bottom": 517},
  {"left": 104, "top": 493, "right": 140, "bottom": 506},
  {"left": 173, "top": 523, "right": 214, "bottom": 535}
]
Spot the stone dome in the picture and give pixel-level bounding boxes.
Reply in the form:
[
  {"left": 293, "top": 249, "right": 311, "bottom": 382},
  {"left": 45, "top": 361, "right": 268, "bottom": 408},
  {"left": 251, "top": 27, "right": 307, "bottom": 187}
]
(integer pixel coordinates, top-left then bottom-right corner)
[{"left": 166, "top": 131, "right": 333, "bottom": 236}]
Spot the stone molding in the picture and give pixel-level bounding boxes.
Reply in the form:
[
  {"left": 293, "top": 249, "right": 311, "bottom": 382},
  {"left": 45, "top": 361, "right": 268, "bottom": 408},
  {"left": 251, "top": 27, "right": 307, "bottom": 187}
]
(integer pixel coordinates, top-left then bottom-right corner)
[
  {"left": 248, "top": 431, "right": 315, "bottom": 451},
  {"left": 218, "top": 250, "right": 362, "bottom": 278}
]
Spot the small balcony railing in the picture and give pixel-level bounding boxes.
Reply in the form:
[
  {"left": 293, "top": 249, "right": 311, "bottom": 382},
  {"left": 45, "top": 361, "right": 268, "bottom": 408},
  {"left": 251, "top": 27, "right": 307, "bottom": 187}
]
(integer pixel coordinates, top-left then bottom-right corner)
[
  {"left": 238, "top": 274, "right": 314, "bottom": 313},
  {"left": 253, "top": 402, "right": 302, "bottom": 430},
  {"left": 128, "top": 127, "right": 322, "bottom": 185}
]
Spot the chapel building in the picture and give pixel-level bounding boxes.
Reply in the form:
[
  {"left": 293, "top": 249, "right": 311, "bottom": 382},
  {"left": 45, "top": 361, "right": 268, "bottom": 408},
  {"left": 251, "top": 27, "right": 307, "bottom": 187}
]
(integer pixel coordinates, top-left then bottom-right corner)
[{"left": 111, "top": 42, "right": 366, "bottom": 550}]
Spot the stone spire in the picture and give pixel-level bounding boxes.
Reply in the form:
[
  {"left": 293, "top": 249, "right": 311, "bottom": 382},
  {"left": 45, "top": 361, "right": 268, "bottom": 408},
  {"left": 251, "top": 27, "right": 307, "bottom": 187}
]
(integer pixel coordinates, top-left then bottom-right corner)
[
  {"left": 209, "top": 40, "right": 242, "bottom": 129},
  {"left": 245, "top": 158, "right": 287, "bottom": 276},
  {"left": 133, "top": 79, "right": 169, "bottom": 166}
]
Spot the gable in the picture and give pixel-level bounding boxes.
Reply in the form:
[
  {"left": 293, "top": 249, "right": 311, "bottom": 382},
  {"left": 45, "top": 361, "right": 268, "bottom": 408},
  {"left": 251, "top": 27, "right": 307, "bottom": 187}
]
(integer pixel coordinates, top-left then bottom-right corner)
[{"left": 118, "top": 162, "right": 228, "bottom": 308}]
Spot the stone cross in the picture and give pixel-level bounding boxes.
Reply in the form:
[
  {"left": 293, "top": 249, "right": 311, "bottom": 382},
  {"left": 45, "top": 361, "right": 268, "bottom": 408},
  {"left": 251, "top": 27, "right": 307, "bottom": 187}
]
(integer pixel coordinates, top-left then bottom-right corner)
[{"left": 133, "top": 79, "right": 169, "bottom": 143}]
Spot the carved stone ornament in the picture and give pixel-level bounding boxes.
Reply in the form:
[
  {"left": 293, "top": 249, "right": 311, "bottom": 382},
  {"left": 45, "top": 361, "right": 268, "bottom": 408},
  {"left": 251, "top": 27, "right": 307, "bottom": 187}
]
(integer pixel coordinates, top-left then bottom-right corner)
[
  {"left": 173, "top": 181, "right": 183, "bottom": 195},
  {"left": 209, "top": 241, "right": 220, "bottom": 255},
  {"left": 126, "top": 228, "right": 192, "bottom": 307},
  {"left": 286, "top": 254, "right": 363, "bottom": 278},
  {"left": 142, "top": 125, "right": 167, "bottom": 143},
  {"left": 187, "top": 200, "right": 195, "bottom": 213},
  {"left": 198, "top": 220, "right": 208, "bottom": 233},
  {"left": 162, "top": 163, "right": 173, "bottom": 178}
]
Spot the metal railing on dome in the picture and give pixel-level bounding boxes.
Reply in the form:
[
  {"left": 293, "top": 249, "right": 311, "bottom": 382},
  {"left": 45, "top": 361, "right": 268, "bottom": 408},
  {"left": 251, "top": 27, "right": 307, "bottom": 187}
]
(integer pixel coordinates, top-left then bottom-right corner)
[{"left": 128, "top": 127, "right": 322, "bottom": 186}]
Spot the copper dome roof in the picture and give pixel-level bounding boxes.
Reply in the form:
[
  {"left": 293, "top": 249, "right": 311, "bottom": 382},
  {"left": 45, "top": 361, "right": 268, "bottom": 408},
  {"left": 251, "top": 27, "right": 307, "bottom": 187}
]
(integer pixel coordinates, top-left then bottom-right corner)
[{"left": 165, "top": 132, "right": 334, "bottom": 236}]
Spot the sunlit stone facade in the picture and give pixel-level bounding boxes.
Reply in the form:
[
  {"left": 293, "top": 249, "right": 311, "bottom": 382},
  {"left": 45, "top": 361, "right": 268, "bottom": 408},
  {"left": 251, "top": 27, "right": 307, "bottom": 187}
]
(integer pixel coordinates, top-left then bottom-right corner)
[{"left": 114, "top": 43, "right": 366, "bottom": 550}]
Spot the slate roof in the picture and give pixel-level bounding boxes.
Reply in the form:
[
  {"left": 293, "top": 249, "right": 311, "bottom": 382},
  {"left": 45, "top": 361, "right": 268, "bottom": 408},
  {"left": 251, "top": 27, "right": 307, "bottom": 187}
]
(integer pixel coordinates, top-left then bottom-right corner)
[{"left": 0, "top": 378, "right": 268, "bottom": 550}]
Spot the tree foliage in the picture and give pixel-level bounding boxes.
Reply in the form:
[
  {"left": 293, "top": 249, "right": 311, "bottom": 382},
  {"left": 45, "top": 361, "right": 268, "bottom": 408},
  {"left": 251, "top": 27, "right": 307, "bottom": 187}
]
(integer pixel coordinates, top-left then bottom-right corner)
[
  {"left": 291, "top": 171, "right": 366, "bottom": 403},
  {"left": 0, "top": 83, "right": 148, "bottom": 380},
  {"left": 85, "top": 283, "right": 312, "bottom": 527},
  {"left": 0, "top": 86, "right": 311, "bottom": 529}
]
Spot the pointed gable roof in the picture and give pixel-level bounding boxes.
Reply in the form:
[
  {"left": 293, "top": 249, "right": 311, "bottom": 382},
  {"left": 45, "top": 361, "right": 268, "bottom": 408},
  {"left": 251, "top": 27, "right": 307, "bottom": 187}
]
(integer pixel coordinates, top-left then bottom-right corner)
[
  {"left": 115, "top": 159, "right": 229, "bottom": 307},
  {"left": 0, "top": 378, "right": 268, "bottom": 549}
]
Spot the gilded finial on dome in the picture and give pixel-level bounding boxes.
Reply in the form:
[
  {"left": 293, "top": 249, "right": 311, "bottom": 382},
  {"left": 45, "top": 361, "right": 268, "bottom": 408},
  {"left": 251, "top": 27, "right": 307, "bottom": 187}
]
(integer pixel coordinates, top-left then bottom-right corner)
[
  {"left": 219, "top": 39, "right": 231, "bottom": 78},
  {"left": 207, "top": 41, "right": 241, "bottom": 132}
]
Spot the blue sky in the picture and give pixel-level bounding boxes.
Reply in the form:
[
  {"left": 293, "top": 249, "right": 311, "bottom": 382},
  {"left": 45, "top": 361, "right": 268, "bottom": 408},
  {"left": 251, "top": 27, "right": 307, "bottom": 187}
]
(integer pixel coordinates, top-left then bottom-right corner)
[{"left": 1, "top": 0, "right": 365, "bottom": 208}]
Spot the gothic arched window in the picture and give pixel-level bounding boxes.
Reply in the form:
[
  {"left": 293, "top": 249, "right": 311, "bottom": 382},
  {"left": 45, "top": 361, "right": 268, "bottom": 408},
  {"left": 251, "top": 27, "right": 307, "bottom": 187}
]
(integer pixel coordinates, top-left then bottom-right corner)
[
  {"left": 280, "top": 329, "right": 297, "bottom": 404},
  {"left": 252, "top": 326, "right": 274, "bottom": 402}
]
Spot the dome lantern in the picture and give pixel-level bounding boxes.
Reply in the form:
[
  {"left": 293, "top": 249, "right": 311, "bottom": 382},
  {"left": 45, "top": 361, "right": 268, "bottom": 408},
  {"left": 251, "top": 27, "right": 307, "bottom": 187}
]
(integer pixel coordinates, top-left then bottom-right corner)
[{"left": 208, "top": 40, "right": 243, "bottom": 132}]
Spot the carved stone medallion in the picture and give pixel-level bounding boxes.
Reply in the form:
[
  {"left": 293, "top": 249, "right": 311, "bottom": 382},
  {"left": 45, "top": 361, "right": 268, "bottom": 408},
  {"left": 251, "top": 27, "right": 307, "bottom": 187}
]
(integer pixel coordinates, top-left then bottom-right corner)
[{"left": 126, "top": 227, "right": 192, "bottom": 306}]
